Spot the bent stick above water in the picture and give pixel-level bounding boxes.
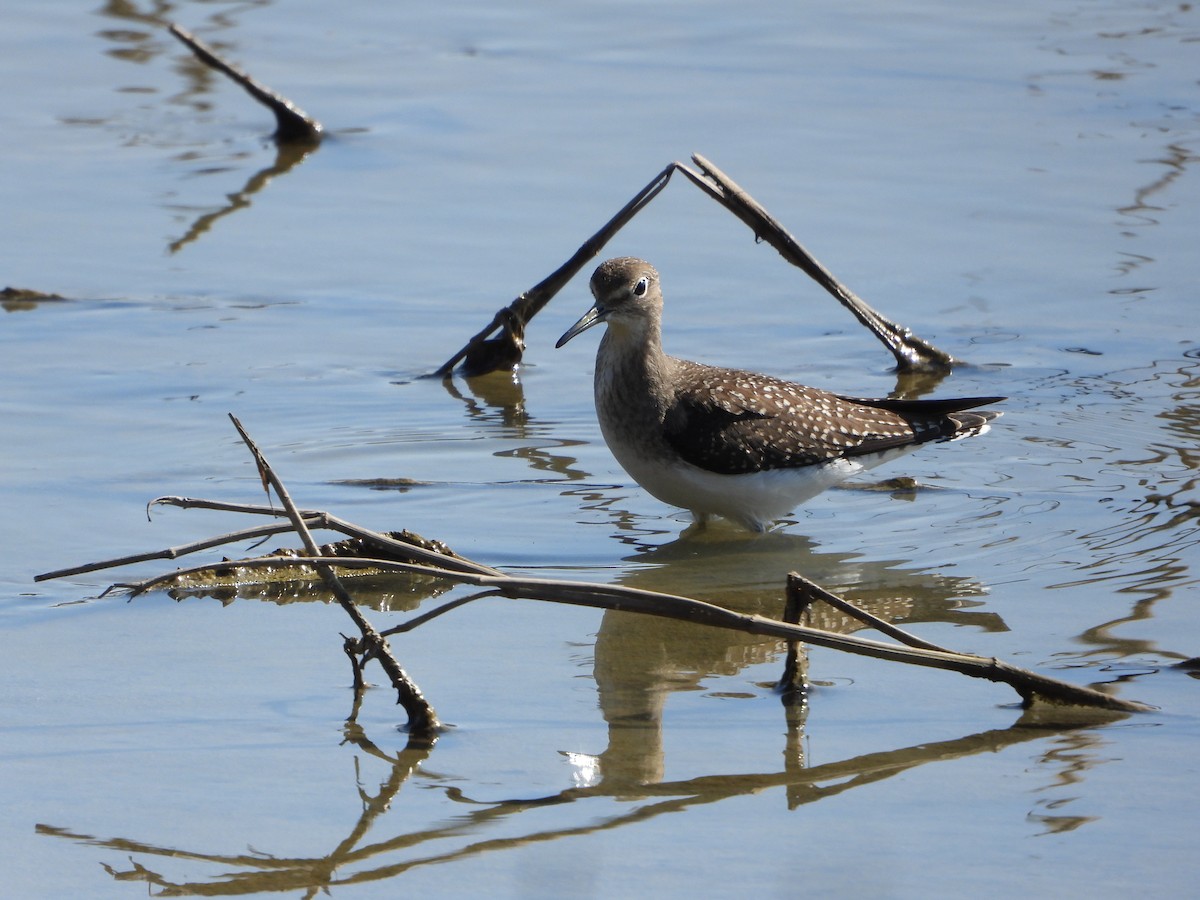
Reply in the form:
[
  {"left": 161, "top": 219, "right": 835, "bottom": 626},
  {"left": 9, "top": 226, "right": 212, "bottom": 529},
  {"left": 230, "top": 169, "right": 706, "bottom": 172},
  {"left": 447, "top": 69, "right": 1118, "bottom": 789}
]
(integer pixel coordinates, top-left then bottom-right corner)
[{"left": 438, "top": 154, "right": 957, "bottom": 376}]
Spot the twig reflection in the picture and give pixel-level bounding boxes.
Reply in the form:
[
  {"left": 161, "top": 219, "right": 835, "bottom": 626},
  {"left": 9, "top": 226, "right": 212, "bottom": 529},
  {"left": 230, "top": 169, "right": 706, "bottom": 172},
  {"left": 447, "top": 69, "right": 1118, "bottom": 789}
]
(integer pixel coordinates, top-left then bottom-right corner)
[
  {"left": 168, "top": 140, "right": 316, "bottom": 254},
  {"left": 38, "top": 708, "right": 1118, "bottom": 896}
]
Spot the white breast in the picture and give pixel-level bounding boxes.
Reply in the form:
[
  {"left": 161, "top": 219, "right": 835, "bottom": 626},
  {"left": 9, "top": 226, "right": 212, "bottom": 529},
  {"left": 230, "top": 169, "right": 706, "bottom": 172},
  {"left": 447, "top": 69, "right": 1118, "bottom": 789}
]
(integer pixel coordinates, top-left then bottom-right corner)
[{"left": 602, "top": 424, "right": 917, "bottom": 532}]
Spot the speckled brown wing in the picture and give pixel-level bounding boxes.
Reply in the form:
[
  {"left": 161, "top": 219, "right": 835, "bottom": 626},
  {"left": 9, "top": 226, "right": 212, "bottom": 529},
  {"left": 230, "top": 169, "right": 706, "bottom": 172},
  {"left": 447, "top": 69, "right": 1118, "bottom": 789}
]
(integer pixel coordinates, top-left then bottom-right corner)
[{"left": 662, "top": 360, "right": 1001, "bottom": 475}]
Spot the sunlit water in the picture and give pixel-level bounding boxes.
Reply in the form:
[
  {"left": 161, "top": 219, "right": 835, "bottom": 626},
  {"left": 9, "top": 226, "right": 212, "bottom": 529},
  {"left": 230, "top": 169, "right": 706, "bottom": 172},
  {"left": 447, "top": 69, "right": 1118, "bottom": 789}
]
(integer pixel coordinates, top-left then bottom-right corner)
[{"left": 3, "top": 1, "right": 1198, "bottom": 897}]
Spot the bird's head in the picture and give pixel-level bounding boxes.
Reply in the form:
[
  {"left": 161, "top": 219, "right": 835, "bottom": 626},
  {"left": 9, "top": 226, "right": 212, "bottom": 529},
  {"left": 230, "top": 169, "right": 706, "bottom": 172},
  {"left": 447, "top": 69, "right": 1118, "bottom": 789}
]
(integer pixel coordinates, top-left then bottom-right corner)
[{"left": 556, "top": 257, "right": 661, "bottom": 348}]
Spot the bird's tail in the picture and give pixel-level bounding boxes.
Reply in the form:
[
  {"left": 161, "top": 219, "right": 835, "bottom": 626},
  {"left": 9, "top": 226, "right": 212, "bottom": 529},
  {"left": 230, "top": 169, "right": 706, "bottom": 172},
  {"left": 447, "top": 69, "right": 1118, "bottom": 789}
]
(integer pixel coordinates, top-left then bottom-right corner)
[
  {"left": 944, "top": 410, "right": 1001, "bottom": 441},
  {"left": 846, "top": 394, "right": 1004, "bottom": 444}
]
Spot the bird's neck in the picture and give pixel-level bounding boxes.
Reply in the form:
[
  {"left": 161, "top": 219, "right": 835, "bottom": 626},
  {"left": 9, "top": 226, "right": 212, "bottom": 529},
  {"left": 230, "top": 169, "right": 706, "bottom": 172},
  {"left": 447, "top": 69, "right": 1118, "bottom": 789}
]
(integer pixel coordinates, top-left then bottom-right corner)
[{"left": 594, "top": 319, "right": 677, "bottom": 439}]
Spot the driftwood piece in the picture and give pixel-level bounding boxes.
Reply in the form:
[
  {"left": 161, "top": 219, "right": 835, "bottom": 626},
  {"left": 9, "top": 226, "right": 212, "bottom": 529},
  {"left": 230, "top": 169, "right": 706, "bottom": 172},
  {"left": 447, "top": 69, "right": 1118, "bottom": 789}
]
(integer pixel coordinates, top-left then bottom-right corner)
[
  {"left": 168, "top": 23, "right": 323, "bottom": 144},
  {"left": 39, "top": 436, "right": 1153, "bottom": 718},
  {"left": 439, "top": 155, "right": 958, "bottom": 377},
  {"left": 86, "top": 550, "right": 1153, "bottom": 714}
]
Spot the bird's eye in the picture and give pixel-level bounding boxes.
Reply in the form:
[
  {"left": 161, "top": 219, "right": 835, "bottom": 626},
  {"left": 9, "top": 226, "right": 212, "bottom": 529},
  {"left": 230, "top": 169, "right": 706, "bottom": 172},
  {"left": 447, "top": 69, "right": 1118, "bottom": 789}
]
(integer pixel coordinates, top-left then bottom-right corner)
[{"left": 633, "top": 277, "right": 649, "bottom": 297}]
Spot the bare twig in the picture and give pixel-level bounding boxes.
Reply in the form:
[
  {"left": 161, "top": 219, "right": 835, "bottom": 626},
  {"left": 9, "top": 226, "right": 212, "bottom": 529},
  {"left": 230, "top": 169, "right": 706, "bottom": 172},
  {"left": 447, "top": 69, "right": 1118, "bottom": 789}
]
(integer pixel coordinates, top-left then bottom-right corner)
[
  {"left": 380, "top": 591, "right": 500, "bottom": 636},
  {"left": 473, "top": 570, "right": 1153, "bottom": 713},
  {"left": 32, "top": 517, "right": 323, "bottom": 582},
  {"left": 226, "top": 415, "right": 440, "bottom": 740},
  {"left": 168, "top": 23, "right": 323, "bottom": 144},
  {"left": 34, "top": 493, "right": 490, "bottom": 585},
  {"left": 35, "top": 420, "right": 1150, "bottom": 719}
]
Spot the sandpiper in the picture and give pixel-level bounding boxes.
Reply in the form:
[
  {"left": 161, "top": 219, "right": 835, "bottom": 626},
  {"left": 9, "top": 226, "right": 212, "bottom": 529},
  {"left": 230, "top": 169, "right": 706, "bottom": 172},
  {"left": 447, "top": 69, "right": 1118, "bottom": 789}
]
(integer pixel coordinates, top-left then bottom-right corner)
[{"left": 556, "top": 257, "right": 1003, "bottom": 532}]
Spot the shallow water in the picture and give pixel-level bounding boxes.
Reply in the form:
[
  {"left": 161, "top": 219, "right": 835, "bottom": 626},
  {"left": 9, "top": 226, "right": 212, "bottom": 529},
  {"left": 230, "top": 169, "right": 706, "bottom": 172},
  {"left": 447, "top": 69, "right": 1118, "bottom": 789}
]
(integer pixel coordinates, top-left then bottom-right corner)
[{"left": 3, "top": 1, "right": 1198, "bottom": 897}]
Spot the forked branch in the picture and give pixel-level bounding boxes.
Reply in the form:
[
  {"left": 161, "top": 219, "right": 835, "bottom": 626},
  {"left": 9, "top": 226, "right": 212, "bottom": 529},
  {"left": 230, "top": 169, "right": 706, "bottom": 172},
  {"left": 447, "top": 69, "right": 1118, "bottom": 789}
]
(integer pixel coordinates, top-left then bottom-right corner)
[{"left": 38, "top": 433, "right": 1153, "bottom": 718}]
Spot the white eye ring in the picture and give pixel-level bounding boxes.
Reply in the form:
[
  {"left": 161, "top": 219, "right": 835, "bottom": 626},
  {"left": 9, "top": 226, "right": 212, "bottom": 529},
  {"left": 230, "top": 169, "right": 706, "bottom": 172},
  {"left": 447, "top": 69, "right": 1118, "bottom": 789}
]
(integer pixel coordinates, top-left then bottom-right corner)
[{"left": 633, "top": 277, "right": 649, "bottom": 297}]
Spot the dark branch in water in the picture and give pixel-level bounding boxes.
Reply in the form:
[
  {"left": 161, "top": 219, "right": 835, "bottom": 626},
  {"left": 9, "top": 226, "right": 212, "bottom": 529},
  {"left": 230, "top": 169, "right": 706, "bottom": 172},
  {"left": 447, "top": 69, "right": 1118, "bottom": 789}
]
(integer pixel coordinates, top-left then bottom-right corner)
[
  {"left": 434, "top": 162, "right": 678, "bottom": 377},
  {"left": 168, "top": 23, "right": 323, "bottom": 144}
]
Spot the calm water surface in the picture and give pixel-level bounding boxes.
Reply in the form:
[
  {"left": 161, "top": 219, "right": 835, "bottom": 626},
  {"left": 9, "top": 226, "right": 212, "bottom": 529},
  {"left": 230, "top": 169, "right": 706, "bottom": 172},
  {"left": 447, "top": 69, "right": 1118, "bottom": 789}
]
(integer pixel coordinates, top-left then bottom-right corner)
[{"left": 3, "top": 1, "right": 1198, "bottom": 897}]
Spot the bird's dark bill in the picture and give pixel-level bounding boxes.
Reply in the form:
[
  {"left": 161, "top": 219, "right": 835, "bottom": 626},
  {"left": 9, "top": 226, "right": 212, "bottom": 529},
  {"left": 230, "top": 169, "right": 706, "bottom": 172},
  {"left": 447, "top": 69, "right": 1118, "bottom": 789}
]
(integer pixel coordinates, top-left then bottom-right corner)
[{"left": 556, "top": 304, "right": 606, "bottom": 348}]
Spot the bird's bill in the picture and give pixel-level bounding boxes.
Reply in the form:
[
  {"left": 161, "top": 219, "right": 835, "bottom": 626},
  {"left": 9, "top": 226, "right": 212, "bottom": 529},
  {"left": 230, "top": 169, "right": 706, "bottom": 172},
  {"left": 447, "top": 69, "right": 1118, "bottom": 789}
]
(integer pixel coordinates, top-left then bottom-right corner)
[{"left": 555, "top": 304, "right": 606, "bottom": 348}]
